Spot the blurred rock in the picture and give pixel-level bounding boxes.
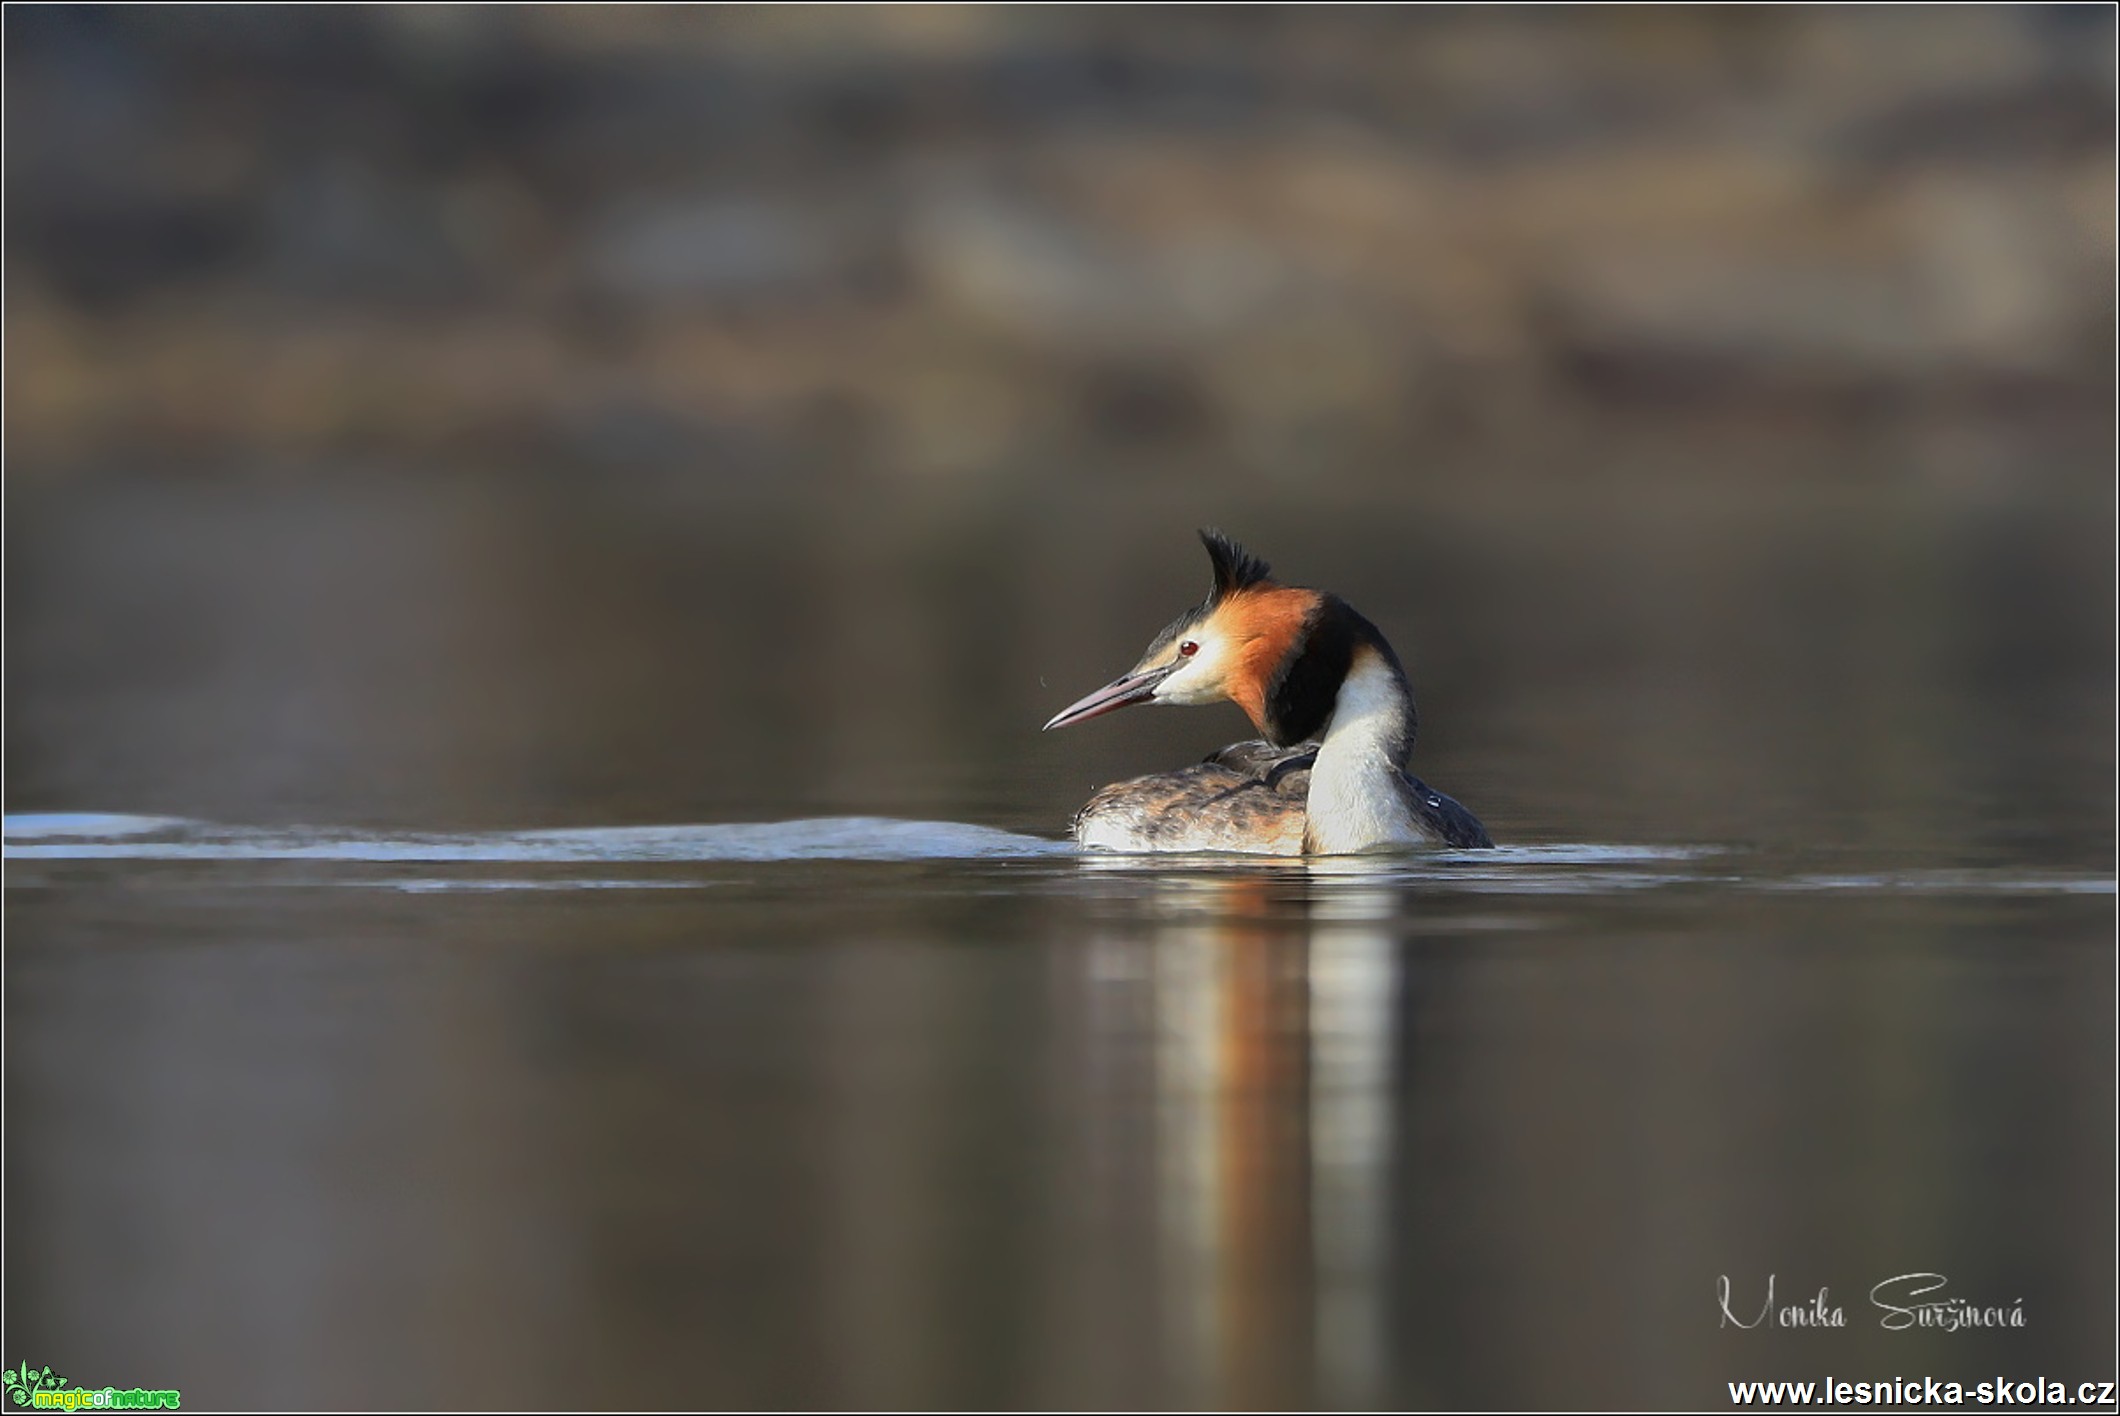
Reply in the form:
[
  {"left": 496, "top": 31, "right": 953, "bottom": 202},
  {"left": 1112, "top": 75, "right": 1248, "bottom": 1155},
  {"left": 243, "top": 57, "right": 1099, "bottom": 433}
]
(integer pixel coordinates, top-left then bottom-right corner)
[{"left": 587, "top": 194, "right": 850, "bottom": 302}]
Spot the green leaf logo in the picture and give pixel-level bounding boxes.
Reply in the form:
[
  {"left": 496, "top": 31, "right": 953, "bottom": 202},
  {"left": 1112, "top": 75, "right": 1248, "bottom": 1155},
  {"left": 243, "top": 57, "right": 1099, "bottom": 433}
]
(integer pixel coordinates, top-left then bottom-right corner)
[{"left": 2, "top": 1362, "right": 67, "bottom": 1406}]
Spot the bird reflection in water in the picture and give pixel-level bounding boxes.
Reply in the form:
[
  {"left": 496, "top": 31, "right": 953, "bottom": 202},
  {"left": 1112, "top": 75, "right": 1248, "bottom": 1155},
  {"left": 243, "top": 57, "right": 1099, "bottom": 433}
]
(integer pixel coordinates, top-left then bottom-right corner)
[{"left": 1080, "top": 858, "right": 1405, "bottom": 1409}]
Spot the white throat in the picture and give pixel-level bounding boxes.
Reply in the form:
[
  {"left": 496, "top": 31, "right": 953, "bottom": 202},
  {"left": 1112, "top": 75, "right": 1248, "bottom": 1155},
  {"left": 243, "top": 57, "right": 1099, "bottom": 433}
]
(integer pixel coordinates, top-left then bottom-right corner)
[{"left": 1304, "top": 651, "right": 1419, "bottom": 854}]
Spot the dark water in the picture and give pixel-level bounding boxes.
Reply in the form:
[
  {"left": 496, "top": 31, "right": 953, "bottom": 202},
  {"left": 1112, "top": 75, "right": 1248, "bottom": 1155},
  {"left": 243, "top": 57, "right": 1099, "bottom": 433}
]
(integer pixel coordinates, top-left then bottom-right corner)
[
  {"left": 6, "top": 469, "right": 2114, "bottom": 1409},
  {"left": 4, "top": 818, "right": 2112, "bottom": 1409}
]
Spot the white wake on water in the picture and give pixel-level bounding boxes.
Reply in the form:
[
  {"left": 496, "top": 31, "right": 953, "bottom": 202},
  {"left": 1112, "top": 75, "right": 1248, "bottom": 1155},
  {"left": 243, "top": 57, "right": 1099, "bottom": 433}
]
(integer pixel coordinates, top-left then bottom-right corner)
[{"left": 2, "top": 814, "right": 1073, "bottom": 863}]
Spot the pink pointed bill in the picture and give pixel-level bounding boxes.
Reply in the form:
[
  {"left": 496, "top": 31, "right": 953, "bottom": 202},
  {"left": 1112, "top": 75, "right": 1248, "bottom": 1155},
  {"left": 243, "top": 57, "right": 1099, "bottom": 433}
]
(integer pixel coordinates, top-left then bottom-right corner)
[{"left": 1041, "top": 666, "right": 1174, "bottom": 731}]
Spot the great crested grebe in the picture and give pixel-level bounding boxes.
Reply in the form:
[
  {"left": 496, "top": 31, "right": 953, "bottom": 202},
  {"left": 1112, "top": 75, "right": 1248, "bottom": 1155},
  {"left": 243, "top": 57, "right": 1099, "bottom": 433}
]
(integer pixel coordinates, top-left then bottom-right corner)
[{"left": 1043, "top": 531, "right": 1493, "bottom": 854}]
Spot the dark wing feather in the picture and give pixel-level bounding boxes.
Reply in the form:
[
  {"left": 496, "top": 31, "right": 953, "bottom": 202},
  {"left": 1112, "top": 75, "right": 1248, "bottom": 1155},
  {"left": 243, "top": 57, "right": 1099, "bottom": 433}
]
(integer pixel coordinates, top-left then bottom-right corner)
[
  {"left": 1202, "top": 738, "right": 1317, "bottom": 784},
  {"left": 1400, "top": 772, "right": 1494, "bottom": 848}
]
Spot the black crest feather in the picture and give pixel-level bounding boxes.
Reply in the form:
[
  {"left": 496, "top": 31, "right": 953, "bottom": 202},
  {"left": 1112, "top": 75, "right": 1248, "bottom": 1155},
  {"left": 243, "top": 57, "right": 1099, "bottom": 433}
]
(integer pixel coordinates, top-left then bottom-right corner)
[{"left": 1199, "top": 529, "right": 1273, "bottom": 601}]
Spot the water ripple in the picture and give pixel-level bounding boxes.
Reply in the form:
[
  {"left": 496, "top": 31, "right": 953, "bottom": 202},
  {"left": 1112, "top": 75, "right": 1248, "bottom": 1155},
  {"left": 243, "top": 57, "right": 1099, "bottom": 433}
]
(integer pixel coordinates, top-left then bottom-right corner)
[{"left": 5, "top": 815, "right": 2109, "bottom": 897}]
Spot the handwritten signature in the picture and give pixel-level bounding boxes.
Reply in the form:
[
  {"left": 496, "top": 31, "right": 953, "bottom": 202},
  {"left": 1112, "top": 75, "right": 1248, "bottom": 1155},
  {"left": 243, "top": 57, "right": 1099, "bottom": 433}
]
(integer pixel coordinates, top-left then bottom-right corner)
[{"left": 1718, "top": 1273, "right": 2025, "bottom": 1332}]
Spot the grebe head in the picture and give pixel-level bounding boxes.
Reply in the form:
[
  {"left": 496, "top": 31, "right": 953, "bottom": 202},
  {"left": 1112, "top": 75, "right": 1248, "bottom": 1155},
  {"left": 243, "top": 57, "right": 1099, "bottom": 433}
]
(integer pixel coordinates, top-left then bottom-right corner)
[{"left": 1043, "top": 530, "right": 1381, "bottom": 747}]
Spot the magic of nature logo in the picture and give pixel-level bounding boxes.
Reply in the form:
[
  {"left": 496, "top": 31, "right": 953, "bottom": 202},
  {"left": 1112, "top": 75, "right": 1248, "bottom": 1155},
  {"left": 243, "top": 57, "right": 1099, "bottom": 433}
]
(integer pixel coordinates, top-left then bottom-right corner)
[{"left": 2, "top": 1363, "right": 180, "bottom": 1410}]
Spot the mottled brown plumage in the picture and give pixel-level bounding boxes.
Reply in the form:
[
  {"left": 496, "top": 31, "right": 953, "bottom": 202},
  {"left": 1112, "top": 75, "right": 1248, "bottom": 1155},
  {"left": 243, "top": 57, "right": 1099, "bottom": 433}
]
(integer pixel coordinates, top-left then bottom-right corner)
[{"left": 1071, "top": 741, "right": 1313, "bottom": 855}]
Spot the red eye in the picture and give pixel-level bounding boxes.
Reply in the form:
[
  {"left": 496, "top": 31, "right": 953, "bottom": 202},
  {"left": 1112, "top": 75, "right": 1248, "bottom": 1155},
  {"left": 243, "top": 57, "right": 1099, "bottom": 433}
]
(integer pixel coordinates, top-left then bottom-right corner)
[{"left": 1179, "top": 640, "right": 1199, "bottom": 657}]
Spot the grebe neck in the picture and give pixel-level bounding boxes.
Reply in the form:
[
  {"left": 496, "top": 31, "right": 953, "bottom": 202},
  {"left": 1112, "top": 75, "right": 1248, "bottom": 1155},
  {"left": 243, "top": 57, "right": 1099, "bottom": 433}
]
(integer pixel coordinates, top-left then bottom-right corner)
[{"left": 1304, "top": 646, "right": 1420, "bottom": 854}]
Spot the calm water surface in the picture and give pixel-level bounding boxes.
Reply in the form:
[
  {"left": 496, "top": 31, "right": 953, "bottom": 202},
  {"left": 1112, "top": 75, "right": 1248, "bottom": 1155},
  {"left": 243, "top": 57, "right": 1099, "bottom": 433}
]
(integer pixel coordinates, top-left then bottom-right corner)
[
  {"left": 5, "top": 812, "right": 2112, "bottom": 1409},
  {"left": 6, "top": 471, "right": 2113, "bottom": 1409}
]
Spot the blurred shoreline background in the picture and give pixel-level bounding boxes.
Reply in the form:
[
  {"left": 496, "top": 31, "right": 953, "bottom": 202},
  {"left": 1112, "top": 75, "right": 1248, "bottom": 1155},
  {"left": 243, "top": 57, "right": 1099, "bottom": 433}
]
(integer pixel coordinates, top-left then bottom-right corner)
[
  {"left": 8, "top": 7, "right": 2112, "bottom": 475},
  {"left": 6, "top": 5, "right": 2113, "bottom": 853}
]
